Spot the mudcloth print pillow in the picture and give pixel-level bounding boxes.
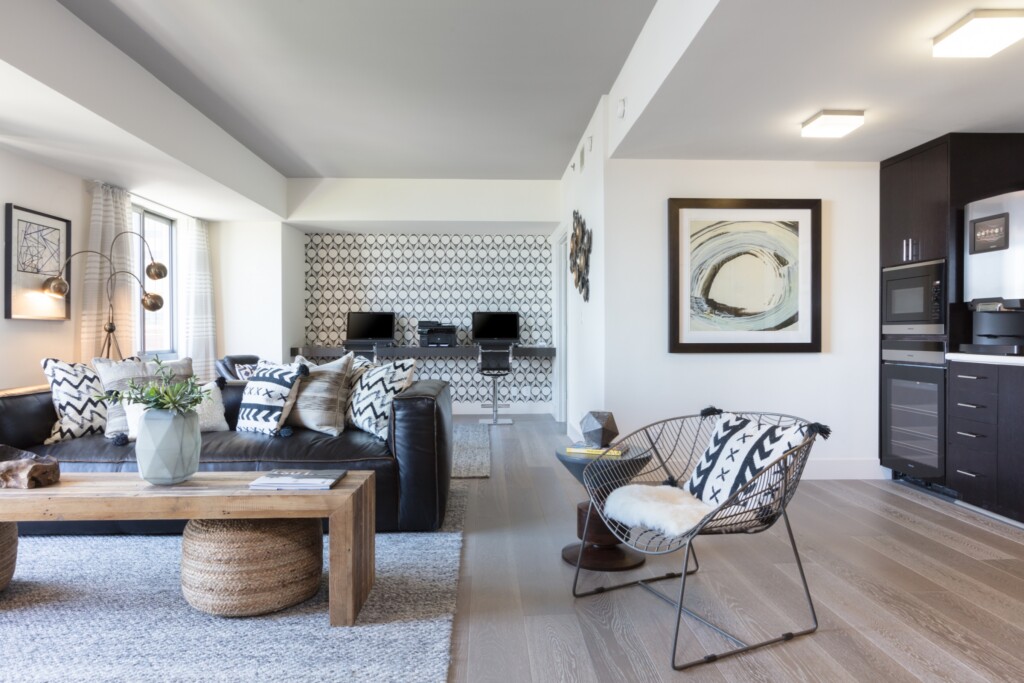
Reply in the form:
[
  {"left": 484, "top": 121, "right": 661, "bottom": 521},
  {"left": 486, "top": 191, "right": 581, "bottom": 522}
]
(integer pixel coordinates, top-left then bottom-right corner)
[
  {"left": 40, "top": 358, "right": 107, "bottom": 444},
  {"left": 687, "top": 414, "right": 807, "bottom": 508},
  {"left": 287, "top": 354, "right": 355, "bottom": 436},
  {"left": 234, "top": 363, "right": 258, "bottom": 381},
  {"left": 348, "top": 359, "right": 417, "bottom": 440},
  {"left": 236, "top": 361, "right": 309, "bottom": 436}
]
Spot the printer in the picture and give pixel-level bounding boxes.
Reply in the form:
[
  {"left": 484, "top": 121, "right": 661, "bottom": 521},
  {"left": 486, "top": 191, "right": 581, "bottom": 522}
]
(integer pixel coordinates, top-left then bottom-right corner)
[{"left": 417, "top": 321, "right": 458, "bottom": 347}]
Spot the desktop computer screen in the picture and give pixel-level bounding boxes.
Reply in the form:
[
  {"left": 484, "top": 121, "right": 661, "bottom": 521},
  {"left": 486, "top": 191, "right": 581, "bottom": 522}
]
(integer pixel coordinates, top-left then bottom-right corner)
[
  {"left": 347, "top": 311, "right": 395, "bottom": 343},
  {"left": 471, "top": 312, "right": 519, "bottom": 343}
]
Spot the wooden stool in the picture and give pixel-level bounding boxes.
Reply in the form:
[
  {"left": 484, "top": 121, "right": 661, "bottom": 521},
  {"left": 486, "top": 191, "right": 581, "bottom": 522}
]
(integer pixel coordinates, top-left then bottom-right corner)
[
  {"left": 181, "top": 518, "right": 323, "bottom": 616},
  {"left": 0, "top": 522, "right": 16, "bottom": 592}
]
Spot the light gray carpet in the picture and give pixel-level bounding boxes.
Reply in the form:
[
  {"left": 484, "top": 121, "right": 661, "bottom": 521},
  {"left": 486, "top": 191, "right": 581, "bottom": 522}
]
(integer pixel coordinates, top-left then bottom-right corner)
[
  {"left": 452, "top": 423, "right": 490, "bottom": 478},
  {"left": 0, "top": 482, "right": 467, "bottom": 683}
]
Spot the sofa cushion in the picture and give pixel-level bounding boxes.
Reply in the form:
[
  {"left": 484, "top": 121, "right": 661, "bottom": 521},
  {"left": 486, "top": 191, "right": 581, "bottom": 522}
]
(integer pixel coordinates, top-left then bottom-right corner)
[
  {"left": 348, "top": 359, "right": 417, "bottom": 439},
  {"left": 236, "top": 361, "right": 307, "bottom": 436},
  {"left": 93, "top": 357, "right": 193, "bottom": 438},
  {"left": 287, "top": 354, "right": 354, "bottom": 436},
  {"left": 40, "top": 358, "right": 107, "bottom": 443}
]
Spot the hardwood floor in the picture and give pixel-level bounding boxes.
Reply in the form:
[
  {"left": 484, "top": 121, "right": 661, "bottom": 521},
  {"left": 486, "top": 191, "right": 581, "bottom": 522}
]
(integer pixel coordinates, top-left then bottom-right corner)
[{"left": 448, "top": 415, "right": 1024, "bottom": 682}]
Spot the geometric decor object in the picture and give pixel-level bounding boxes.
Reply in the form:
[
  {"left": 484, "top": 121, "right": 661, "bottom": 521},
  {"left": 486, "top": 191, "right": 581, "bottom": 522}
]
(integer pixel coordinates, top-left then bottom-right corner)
[
  {"left": 569, "top": 210, "right": 592, "bottom": 302},
  {"left": 581, "top": 410, "right": 617, "bottom": 447},
  {"left": 134, "top": 409, "right": 201, "bottom": 485},
  {"left": 181, "top": 517, "right": 323, "bottom": 617}
]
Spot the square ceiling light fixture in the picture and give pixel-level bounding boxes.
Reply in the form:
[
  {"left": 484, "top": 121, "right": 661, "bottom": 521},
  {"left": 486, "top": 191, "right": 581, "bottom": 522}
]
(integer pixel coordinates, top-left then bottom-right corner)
[
  {"left": 933, "top": 10, "right": 1024, "bottom": 58},
  {"left": 801, "top": 110, "right": 865, "bottom": 138}
]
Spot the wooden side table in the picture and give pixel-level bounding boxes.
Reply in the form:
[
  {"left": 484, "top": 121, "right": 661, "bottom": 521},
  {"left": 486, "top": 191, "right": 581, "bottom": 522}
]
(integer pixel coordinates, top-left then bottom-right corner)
[{"left": 556, "top": 447, "right": 644, "bottom": 572}]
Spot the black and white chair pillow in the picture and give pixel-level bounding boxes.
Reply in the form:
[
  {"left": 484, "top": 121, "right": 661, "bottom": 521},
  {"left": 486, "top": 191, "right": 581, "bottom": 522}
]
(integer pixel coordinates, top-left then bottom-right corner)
[
  {"left": 348, "top": 359, "right": 417, "bottom": 440},
  {"left": 40, "top": 358, "right": 107, "bottom": 444},
  {"left": 686, "top": 413, "right": 807, "bottom": 508},
  {"left": 236, "top": 361, "right": 309, "bottom": 436}
]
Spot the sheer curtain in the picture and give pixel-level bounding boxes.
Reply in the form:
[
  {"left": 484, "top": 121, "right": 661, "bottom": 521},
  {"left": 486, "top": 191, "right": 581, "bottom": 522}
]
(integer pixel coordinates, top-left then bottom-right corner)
[
  {"left": 178, "top": 216, "right": 217, "bottom": 381},
  {"left": 80, "top": 183, "right": 135, "bottom": 361}
]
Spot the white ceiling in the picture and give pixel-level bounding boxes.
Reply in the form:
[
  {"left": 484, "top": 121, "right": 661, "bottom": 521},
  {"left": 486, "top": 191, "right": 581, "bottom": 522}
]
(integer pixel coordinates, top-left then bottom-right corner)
[
  {"left": 7, "top": 0, "right": 1024, "bottom": 198},
  {"left": 616, "top": 0, "right": 1024, "bottom": 162},
  {"left": 58, "top": 0, "right": 656, "bottom": 180}
]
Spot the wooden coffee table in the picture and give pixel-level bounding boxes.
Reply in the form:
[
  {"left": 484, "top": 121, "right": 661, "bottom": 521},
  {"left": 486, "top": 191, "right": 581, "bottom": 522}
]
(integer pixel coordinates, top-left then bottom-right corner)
[{"left": 0, "top": 471, "right": 375, "bottom": 626}]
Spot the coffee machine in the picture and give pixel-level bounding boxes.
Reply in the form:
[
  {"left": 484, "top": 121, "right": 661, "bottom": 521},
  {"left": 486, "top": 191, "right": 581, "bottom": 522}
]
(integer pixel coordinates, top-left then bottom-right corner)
[{"left": 961, "top": 190, "right": 1024, "bottom": 355}]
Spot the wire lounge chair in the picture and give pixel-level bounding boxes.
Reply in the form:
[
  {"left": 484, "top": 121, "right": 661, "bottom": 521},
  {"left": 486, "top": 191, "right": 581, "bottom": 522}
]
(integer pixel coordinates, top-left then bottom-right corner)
[{"left": 572, "top": 408, "right": 830, "bottom": 671}]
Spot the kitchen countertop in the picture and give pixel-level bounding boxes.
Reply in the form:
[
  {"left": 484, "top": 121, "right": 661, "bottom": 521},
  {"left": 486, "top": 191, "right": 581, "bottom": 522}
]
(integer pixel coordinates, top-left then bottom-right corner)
[{"left": 946, "top": 352, "right": 1024, "bottom": 366}]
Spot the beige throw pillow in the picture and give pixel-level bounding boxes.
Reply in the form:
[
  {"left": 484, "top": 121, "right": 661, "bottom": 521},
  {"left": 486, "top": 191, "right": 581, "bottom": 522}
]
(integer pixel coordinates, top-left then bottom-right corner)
[
  {"left": 93, "top": 357, "right": 194, "bottom": 438},
  {"left": 122, "top": 379, "right": 229, "bottom": 441},
  {"left": 286, "top": 354, "right": 355, "bottom": 436}
]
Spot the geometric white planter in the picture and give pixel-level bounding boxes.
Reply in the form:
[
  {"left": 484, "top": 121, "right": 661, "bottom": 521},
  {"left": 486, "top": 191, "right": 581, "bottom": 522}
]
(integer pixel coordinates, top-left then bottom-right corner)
[{"left": 134, "top": 409, "right": 201, "bottom": 485}]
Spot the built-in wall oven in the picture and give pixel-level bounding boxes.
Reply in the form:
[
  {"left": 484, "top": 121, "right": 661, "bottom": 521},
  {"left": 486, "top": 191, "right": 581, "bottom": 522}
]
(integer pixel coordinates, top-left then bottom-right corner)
[
  {"left": 881, "top": 259, "right": 946, "bottom": 336},
  {"left": 880, "top": 340, "right": 946, "bottom": 481}
]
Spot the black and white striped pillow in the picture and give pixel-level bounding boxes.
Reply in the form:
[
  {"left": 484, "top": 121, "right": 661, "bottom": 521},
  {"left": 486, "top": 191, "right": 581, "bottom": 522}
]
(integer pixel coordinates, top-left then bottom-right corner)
[
  {"left": 236, "top": 361, "right": 309, "bottom": 436},
  {"left": 40, "top": 358, "right": 107, "bottom": 444},
  {"left": 348, "top": 359, "right": 416, "bottom": 439}
]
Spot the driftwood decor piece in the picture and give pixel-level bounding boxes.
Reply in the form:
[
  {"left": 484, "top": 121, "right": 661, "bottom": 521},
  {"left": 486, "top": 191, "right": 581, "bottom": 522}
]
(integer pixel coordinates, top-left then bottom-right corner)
[{"left": 0, "top": 450, "right": 60, "bottom": 489}]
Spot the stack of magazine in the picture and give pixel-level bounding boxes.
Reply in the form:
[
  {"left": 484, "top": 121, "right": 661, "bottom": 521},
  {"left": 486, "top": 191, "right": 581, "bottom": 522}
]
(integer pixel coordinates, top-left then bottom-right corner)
[
  {"left": 249, "top": 469, "right": 348, "bottom": 490},
  {"left": 564, "top": 442, "right": 629, "bottom": 459}
]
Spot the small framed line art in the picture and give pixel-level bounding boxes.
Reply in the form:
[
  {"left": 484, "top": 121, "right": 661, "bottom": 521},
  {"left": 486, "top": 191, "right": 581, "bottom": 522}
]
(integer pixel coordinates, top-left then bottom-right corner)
[
  {"left": 668, "top": 198, "right": 822, "bottom": 353},
  {"left": 4, "top": 204, "right": 72, "bottom": 320}
]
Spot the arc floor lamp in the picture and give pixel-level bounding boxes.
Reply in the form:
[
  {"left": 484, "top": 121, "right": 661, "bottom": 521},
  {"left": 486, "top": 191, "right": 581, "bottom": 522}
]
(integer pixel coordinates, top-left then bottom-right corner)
[{"left": 42, "top": 230, "right": 168, "bottom": 359}]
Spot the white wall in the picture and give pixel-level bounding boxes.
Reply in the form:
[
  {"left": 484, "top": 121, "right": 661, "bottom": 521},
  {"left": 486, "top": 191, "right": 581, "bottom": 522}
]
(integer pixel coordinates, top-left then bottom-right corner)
[
  {"left": 0, "top": 147, "right": 90, "bottom": 389},
  {"left": 560, "top": 100, "right": 609, "bottom": 440},
  {"left": 603, "top": 159, "right": 884, "bottom": 479},
  {"left": 209, "top": 221, "right": 286, "bottom": 363}
]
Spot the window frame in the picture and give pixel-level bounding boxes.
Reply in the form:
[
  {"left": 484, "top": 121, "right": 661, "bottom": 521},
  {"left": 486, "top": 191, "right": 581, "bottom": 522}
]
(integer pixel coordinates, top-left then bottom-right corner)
[{"left": 131, "top": 206, "right": 176, "bottom": 358}]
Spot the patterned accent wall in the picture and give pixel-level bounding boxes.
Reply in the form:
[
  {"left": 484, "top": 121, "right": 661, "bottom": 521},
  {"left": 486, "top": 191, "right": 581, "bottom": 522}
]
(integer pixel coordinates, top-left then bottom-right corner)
[{"left": 304, "top": 233, "right": 553, "bottom": 404}]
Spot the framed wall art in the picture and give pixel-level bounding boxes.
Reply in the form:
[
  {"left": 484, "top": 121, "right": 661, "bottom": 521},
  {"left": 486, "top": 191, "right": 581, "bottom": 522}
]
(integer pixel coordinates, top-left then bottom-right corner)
[
  {"left": 668, "top": 198, "right": 821, "bottom": 353},
  {"left": 4, "top": 203, "right": 72, "bottom": 320}
]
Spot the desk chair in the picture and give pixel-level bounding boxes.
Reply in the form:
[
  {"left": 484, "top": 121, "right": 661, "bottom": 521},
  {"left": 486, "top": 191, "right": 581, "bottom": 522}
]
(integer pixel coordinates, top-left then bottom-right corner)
[{"left": 478, "top": 345, "right": 514, "bottom": 426}]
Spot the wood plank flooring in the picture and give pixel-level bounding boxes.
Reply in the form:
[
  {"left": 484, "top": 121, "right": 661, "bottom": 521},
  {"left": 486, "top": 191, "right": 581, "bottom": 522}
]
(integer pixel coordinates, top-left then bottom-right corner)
[{"left": 448, "top": 415, "right": 1024, "bottom": 682}]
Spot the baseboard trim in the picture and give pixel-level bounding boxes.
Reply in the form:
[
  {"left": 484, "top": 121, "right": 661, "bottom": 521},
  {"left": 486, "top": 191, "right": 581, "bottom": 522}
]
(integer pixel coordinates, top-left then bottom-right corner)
[
  {"left": 803, "top": 458, "right": 889, "bottom": 480},
  {"left": 453, "top": 401, "right": 553, "bottom": 415}
]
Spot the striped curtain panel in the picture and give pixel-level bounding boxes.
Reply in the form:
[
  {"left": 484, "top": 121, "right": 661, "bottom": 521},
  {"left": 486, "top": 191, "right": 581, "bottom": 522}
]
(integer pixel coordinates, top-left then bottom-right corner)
[
  {"left": 80, "top": 184, "right": 135, "bottom": 361},
  {"left": 179, "top": 216, "right": 217, "bottom": 382}
]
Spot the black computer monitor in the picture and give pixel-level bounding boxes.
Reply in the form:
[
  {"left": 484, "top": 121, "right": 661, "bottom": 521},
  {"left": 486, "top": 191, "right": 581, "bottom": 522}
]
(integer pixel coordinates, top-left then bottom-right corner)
[
  {"left": 471, "top": 312, "right": 520, "bottom": 344},
  {"left": 346, "top": 311, "right": 395, "bottom": 343}
]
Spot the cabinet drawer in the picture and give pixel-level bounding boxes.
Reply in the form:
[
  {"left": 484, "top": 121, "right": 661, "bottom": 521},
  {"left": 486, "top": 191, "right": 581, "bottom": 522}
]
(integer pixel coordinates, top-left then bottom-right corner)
[
  {"left": 949, "top": 388, "right": 998, "bottom": 424},
  {"left": 947, "top": 417, "right": 998, "bottom": 456},
  {"left": 950, "top": 362, "right": 998, "bottom": 395},
  {"left": 947, "top": 449, "right": 997, "bottom": 509}
]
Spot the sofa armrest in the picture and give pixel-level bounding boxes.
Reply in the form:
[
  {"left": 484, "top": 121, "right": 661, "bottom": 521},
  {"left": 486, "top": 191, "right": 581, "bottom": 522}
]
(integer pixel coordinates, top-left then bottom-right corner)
[
  {"left": 0, "top": 387, "right": 57, "bottom": 450},
  {"left": 390, "top": 379, "right": 453, "bottom": 531}
]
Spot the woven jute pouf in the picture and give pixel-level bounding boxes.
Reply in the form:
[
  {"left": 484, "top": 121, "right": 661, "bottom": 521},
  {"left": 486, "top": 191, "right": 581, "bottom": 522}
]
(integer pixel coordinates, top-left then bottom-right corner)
[
  {"left": 181, "top": 518, "right": 323, "bottom": 617},
  {"left": 0, "top": 522, "right": 17, "bottom": 593}
]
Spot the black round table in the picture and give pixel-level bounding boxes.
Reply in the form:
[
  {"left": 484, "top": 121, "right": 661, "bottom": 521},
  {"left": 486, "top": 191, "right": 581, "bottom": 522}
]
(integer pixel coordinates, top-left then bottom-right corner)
[{"left": 555, "top": 446, "right": 645, "bottom": 572}]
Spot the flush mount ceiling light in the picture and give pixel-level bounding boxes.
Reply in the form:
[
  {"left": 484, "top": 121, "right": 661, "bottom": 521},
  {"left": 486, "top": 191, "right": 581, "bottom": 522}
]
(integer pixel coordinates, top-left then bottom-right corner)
[
  {"left": 933, "top": 9, "right": 1024, "bottom": 58},
  {"left": 800, "top": 110, "right": 865, "bottom": 138}
]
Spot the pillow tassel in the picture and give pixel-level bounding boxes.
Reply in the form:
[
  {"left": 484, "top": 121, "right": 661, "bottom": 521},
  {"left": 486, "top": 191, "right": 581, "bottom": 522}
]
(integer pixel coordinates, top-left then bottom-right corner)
[
  {"left": 700, "top": 406, "right": 722, "bottom": 418},
  {"left": 807, "top": 422, "right": 832, "bottom": 440}
]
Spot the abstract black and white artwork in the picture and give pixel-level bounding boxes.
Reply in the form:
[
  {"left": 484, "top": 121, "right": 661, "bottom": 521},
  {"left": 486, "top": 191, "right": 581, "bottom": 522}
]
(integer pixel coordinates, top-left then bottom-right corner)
[
  {"left": 668, "top": 199, "right": 821, "bottom": 353},
  {"left": 4, "top": 204, "right": 71, "bottom": 320}
]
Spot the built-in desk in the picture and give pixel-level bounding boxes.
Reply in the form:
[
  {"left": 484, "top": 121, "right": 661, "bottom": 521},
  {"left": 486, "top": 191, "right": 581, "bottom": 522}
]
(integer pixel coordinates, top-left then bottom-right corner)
[{"left": 290, "top": 345, "right": 555, "bottom": 359}]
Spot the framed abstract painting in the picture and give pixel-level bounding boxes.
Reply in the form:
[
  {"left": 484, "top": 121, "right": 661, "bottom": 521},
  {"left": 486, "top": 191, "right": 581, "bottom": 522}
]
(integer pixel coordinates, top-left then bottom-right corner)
[
  {"left": 668, "top": 198, "right": 821, "bottom": 353},
  {"left": 4, "top": 204, "right": 72, "bottom": 320}
]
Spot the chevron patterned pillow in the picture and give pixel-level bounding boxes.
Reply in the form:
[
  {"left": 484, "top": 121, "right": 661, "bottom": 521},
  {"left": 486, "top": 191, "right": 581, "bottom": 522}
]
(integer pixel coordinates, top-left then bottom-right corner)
[
  {"left": 236, "top": 361, "right": 309, "bottom": 436},
  {"left": 40, "top": 358, "right": 107, "bottom": 444},
  {"left": 348, "top": 359, "right": 416, "bottom": 440},
  {"left": 686, "top": 413, "right": 805, "bottom": 508}
]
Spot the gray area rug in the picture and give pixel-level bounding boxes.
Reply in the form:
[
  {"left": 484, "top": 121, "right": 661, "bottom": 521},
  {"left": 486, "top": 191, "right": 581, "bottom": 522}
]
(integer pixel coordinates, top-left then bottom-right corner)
[
  {"left": 0, "top": 482, "right": 467, "bottom": 683},
  {"left": 452, "top": 423, "right": 490, "bottom": 478}
]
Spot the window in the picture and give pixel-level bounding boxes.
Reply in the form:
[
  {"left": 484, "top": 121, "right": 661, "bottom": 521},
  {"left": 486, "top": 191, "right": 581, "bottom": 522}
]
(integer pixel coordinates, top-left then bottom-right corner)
[{"left": 132, "top": 207, "right": 175, "bottom": 356}]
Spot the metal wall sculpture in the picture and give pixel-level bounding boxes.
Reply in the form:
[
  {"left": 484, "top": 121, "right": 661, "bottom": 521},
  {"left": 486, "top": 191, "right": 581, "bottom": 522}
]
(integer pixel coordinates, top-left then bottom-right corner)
[{"left": 569, "top": 210, "right": 591, "bottom": 302}]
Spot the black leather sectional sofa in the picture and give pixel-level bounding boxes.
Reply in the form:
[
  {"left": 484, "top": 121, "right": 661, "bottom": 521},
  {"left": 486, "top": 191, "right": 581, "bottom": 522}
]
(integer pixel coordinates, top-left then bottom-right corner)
[{"left": 0, "top": 380, "right": 452, "bottom": 534}]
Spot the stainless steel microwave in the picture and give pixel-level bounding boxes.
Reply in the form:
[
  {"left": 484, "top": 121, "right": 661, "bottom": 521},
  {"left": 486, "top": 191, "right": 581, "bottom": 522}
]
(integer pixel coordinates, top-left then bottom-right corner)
[{"left": 881, "top": 259, "right": 946, "bottom": 335}]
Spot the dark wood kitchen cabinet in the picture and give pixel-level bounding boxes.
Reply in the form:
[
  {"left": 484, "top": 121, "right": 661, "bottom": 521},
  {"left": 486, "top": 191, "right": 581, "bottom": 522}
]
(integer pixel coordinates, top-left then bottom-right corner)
[
  {"left": 880, "top": 140, "right": 948, "bottom": 267},
  {"left": 947, "top": 361, "right": 1024, "bottom": 522},
  {"left": 880, "top": 134, "right": 1024, "bottom": 299}
]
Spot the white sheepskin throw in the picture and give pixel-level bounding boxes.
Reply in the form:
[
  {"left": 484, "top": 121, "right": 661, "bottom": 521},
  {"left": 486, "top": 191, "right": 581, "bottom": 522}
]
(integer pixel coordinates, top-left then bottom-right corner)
[{"left": 604, "top": 484, "right": 715, "bottom": 538}]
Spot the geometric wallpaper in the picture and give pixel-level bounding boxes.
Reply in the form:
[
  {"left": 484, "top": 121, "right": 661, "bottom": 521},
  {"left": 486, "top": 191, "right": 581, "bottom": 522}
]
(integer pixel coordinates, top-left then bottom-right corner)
[{"left": 304, "top": 233, "right": 553, "bottom": 404}]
